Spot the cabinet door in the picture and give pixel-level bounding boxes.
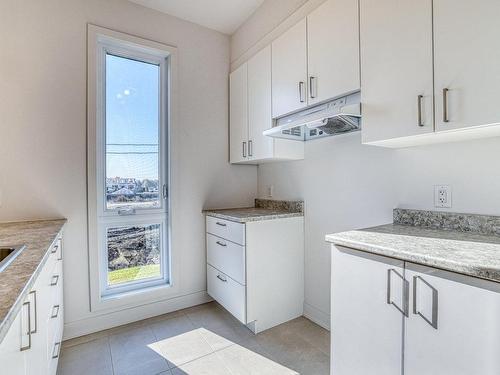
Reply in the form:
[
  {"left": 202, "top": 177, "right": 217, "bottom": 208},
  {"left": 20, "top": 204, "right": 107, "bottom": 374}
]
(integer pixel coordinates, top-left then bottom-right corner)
[
  {"left": 405, "top": 263, "right": 500, "bottom": 375},
  {"left": 360, "top": 0, "right": 434, "bottom": 144},
  {"left": 272, "top": 19, "right": 308, "bottom": 118},
  {"left": 307, "top": 0, "right": 360, "bottom": 105},
  {"left": 0, "top": 311, "right": 26, "bottom": 375},
  {"left": 229, "top": 63, "right": 248, "bottom": 163},
  {"left": 248, "top": 46, "right": 273, "bottom": 161},
  {"left": 434, "top": 0, "right": 500, "bottom": 132},
  {"left": 331, "top": 246, "right": 405, "bottom": 375}
]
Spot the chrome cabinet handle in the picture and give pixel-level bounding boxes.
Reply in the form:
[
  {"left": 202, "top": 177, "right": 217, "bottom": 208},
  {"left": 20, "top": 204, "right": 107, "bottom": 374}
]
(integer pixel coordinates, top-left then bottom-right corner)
[
  {"left": 215, "top": 222, "right": 227, "bottom": 227},
  {"left": 298, "top": 81, "right": 305, "bottom": 103},
  {"left": 309, "top": 76, "right": 317, "bottom": 99},
  {"left": 248, "top": 140, "right": 253, "bottom": 157},
  {"left": 417, "top": 95, "right": 424, "bottom": 127},
  {"left": 20, "top": 301, "right": 31, "bottom": 351},
  {"left": 51, "top": 245, "right": 58, "bottom": 254},
  {"left": 387, "top": 269, "right": 409, "bottom": 317},
  {"left": 51, "top": 305, "right": 60, "bottom": 319},
  {"left": 242, "top": 141, "right": 247, "bottom": 158},
  {"left": 442, "top": 88, "right": 450, "bottom": 123},
  {"left": 29, "top": 290, "right": 37, "bottom": 334},
  {"left": 413, "top": 276, "right": 438, "bottom": 329},
  {"left": 162, "top": 184, "right": 168, "bottom": 200},
  {"left": 52, "top": 342, "right": 61, "bottom": 359},
  {"left": 216, "top": 274, "right": 227, "bottom": 282},
  {"left": 51, "top": 275, "right": 60, "bottom": 286},
  {"left": 216, "top": 241, "right": 227, "bottom": 247}
]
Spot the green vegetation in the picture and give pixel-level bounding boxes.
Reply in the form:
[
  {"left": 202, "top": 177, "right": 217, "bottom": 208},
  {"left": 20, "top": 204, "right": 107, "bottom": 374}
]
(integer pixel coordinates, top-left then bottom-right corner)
[{"left": 108, "top": 264, "right": 161, "bottom": 285}]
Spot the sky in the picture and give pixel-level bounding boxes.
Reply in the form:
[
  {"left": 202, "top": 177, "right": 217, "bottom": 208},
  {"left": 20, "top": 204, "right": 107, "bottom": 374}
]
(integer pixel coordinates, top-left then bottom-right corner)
[{"left": 106, "top": 54, "right": 160, "bottom": 180}]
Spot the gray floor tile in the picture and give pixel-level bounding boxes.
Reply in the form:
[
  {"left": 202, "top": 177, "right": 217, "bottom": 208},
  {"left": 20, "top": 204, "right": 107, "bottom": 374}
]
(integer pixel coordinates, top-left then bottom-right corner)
[
  {"left": 109, "top": 324, "right": 170, "bottom": 375},
  {"left": 58, "top": 337, "right": 113, "bottom": 375}
]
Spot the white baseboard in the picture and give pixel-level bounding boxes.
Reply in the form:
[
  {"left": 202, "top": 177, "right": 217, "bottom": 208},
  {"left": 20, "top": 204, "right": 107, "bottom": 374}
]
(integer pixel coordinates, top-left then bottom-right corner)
[
  {"left": 63, "top": 291, "right": 212, "bottom": 340},
  {"left": 303, "top": 302, "right": 330, "bottom": 331}
]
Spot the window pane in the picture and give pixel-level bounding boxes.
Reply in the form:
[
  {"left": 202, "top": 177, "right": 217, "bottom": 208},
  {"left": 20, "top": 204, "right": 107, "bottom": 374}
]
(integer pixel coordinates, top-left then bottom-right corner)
[
  {"left": 105, "top": 54, "right": 160, "bottom": 210},
  {"left": 107, "top": 224, "right": 162, "bottom": 286}
]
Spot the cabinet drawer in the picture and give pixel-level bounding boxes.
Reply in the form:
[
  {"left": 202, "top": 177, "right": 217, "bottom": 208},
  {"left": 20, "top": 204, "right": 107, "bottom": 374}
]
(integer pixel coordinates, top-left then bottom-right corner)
[
  {"left": 207, "top": 264, "right": 246, "bottom": 324},
  {"left": 206, "top": 216, "right": 245, "bottom": 245},
  {"left": 207, "top": 233, "right": 246, "bottom": 285}
]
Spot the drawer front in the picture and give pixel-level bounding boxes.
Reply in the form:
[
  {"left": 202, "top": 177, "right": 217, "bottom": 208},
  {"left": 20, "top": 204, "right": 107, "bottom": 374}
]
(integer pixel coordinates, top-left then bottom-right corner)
[
  {"left": 207, "top": 233, "right": 246, "bottom": 285},
  {"left": 206, "top": 216, "right": 245, "bottom": 245},
  {"left": 207, "top": 264, "right": 246, "bottom": 324}
]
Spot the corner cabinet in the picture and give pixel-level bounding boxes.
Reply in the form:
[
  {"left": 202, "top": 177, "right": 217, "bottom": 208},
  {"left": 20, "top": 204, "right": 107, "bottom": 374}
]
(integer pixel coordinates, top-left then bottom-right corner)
[
  {"left": 0, "top": 234, "right": 64, "bottom": 375},
  {"left": 229, "top": 46, "right": 304, "bottom": 164},
  {"left": 206, "top": 216, "right": 304, "bottom": 333},
  {"left": 361, "top": 0, "right": 500, "bottom": 147},
  {"left": 331, "top": 245, "right": 500, "bottom": 375}
]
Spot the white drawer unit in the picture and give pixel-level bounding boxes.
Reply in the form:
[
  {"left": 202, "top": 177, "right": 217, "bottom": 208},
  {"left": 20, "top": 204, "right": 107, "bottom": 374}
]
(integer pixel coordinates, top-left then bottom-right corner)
[
  {"left": 207, "top": 265, "right": 246, "bottom": 323},
  {"left": 207, "top": 233, "right": 246, "bottom": 285},
  {"left": 206, "top": 216, "right": 245, "bottom": 246},
  {"left": 206, "top": 215, "right": 304, "bottom": 333},
  {"left": 0, "top": 230, "right": 64, "bottom": 375}
]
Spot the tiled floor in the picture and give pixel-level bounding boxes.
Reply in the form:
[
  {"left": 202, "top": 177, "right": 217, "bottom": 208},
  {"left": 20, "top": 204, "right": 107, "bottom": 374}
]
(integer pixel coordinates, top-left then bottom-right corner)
[{"left": 58, "top": 302, "right": 330, "bottom": 375}]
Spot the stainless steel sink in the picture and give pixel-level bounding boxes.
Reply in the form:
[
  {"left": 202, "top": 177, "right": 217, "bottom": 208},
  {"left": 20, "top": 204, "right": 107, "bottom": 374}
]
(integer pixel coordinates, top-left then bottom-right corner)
[{"left": 0, "top": 245, "right": 25, "bottom": 272}]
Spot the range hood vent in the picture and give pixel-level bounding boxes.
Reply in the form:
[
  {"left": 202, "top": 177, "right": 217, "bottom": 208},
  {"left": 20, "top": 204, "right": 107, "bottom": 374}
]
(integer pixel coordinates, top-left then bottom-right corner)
[{"left": 263, "top": 92, "right": 361, "bottom": 141}]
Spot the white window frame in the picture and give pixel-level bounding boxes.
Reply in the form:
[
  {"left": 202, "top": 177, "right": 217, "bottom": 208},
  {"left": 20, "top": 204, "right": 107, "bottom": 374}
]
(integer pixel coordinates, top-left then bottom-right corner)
[{"left": 87, "top": 25, "right": 179, "bottom": 313}]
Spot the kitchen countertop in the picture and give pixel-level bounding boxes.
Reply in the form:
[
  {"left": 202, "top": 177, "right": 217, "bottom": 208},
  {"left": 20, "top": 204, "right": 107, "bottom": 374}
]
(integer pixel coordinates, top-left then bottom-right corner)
[
  {"left": 326, "top": 209, "right": 500, "bottom": 283},
  {"left": 0, "top": 219, "right": 66, "bottom": 343},
  {"left": 204, "top": 199, "right": 304, "bottom": 223}
]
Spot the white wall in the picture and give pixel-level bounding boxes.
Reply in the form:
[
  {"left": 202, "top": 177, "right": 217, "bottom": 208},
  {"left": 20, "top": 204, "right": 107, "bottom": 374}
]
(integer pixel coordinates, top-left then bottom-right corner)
[
  {"left": 234, "top": 0, "right": 500, "bottom": 328},
  {"left": 0, "top": 0, "right": 257, "bottom": 338}
]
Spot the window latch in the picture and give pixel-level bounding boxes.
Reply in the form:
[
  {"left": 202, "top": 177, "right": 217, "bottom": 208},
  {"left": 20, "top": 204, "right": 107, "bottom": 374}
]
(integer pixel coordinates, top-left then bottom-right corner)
[
  {"left": 162, "top": 184, "right": 168, "bottom": 200},
  {"left": 118, "top": 207, "right": 136, "bottom": 216}
]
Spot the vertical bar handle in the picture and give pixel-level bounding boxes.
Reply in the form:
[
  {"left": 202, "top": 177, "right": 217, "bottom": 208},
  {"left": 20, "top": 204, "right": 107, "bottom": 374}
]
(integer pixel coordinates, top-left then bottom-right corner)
[
  {"left": 413, "top": 275, "right": 438, "bottom": 329},
  {"left": 442, "top": 88, "right": 450, "bottom": 123},
  {"left": 248, "top": 140, "right": 253, "bottom": 157},
  {"left": 387, "top": 269, "right": 409, "bottom": 317},
  {"left": 417, "top": 95, "right": 424, "bottom": 127},
  {"left": 242, "top": 141, "right": 247, "bottom": 158},
  {"left": 20, "top": 301, "right": 31, "bottom": 351},
  {"left": 29, "top": 290, "right": 37, "bottom": 334},
  {"left": 298, "top": 81, "right": 305, "bottom": 103},
  {"left": 309, "top": 76, "right": 317, "bottom": 99}
]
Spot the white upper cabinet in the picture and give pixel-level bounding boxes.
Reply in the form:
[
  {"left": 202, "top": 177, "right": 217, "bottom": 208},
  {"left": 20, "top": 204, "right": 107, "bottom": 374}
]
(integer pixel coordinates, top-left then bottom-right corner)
[
  {"left": 248, "top": 46, "right": 274, "bottom": 161},
  {"left": 307, "top": 0, "right": 360, "bottom": 105},
  {"left": 229, "top": 63, "right": 248, "bottom": 163},
  {"left": 433, "top": 0, "right": 500, "bottom": 132},
  {"left": 230, "top": 47, "right": 304, "bottom": 164},
  {"left": 272, "top": 19, "right": 308, "bottom": 118},
  {"left": 360, "top": 0, "right": 434, "bottom": 144},
  {"left": 405, "top": 263, "right": 500, "bottom": 375}
]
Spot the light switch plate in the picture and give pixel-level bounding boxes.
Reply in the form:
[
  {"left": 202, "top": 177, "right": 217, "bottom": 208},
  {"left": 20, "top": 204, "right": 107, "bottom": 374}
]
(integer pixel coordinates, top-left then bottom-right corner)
[{"left": 434, "top": 185, "right": 452, "bottom": 208}]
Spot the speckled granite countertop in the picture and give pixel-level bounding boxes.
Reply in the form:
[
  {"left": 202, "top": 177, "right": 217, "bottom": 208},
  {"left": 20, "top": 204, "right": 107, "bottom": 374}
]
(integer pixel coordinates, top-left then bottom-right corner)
[
  {"left": 0, "top": 219, "right": 66, "bottom": 343},
  {"left": 204, "top": 199, "right": 304, "bottom": 223},
  {"left": 326, "top": 209, "right": 500, "bottom": 283}
]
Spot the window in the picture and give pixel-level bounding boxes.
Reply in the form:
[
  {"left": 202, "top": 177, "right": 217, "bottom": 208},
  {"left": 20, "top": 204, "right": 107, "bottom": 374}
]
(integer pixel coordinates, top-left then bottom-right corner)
[{"left": 88, "top": 26, "right": 173, "bottom": 303}]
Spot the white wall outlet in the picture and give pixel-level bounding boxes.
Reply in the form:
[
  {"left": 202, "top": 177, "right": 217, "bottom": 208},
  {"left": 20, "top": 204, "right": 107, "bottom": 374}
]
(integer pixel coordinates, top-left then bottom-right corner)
[
  {"left": 434, "top": 185, "right": 452, "bottom": 208},
  {"left": 267, "top": 185, "right": 274, "bottom": 198}
]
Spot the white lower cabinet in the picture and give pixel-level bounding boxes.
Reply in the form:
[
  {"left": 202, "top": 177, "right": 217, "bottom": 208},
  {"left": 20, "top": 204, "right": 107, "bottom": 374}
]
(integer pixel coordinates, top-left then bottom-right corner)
[
  {"left": 332, "top": 245, "right": 500, "bottom": 375},
  {"left": 405, "top": 263, "right": 500, "bottom": 375},
  {"left": 0, "top": 233, "right": 64, "bottom": 375},
  {"left": 206, "top": 216, "right": 304, "bottom": 333}
]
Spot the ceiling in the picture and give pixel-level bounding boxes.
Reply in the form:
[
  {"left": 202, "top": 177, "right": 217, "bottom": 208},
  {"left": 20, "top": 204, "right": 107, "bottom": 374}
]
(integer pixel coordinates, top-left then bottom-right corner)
[{"left": 128, "top": 0, "right": 266, "bottom": 34}]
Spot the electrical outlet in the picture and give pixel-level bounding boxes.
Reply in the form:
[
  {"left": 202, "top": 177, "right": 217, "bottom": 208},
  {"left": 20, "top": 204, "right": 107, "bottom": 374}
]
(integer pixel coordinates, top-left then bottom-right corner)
[
  {"left": 267, "top": 185, "right": 274, "bottom": 198},
  {"left": 434, "top": 185, "right": 452, "bottom": 208}
]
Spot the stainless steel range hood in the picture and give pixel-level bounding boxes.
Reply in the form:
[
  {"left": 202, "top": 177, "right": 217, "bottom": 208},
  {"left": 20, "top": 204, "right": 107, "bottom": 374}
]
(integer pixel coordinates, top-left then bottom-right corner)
[{"left": 263, "top": 92, "right": 361, "bottom": 141}]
